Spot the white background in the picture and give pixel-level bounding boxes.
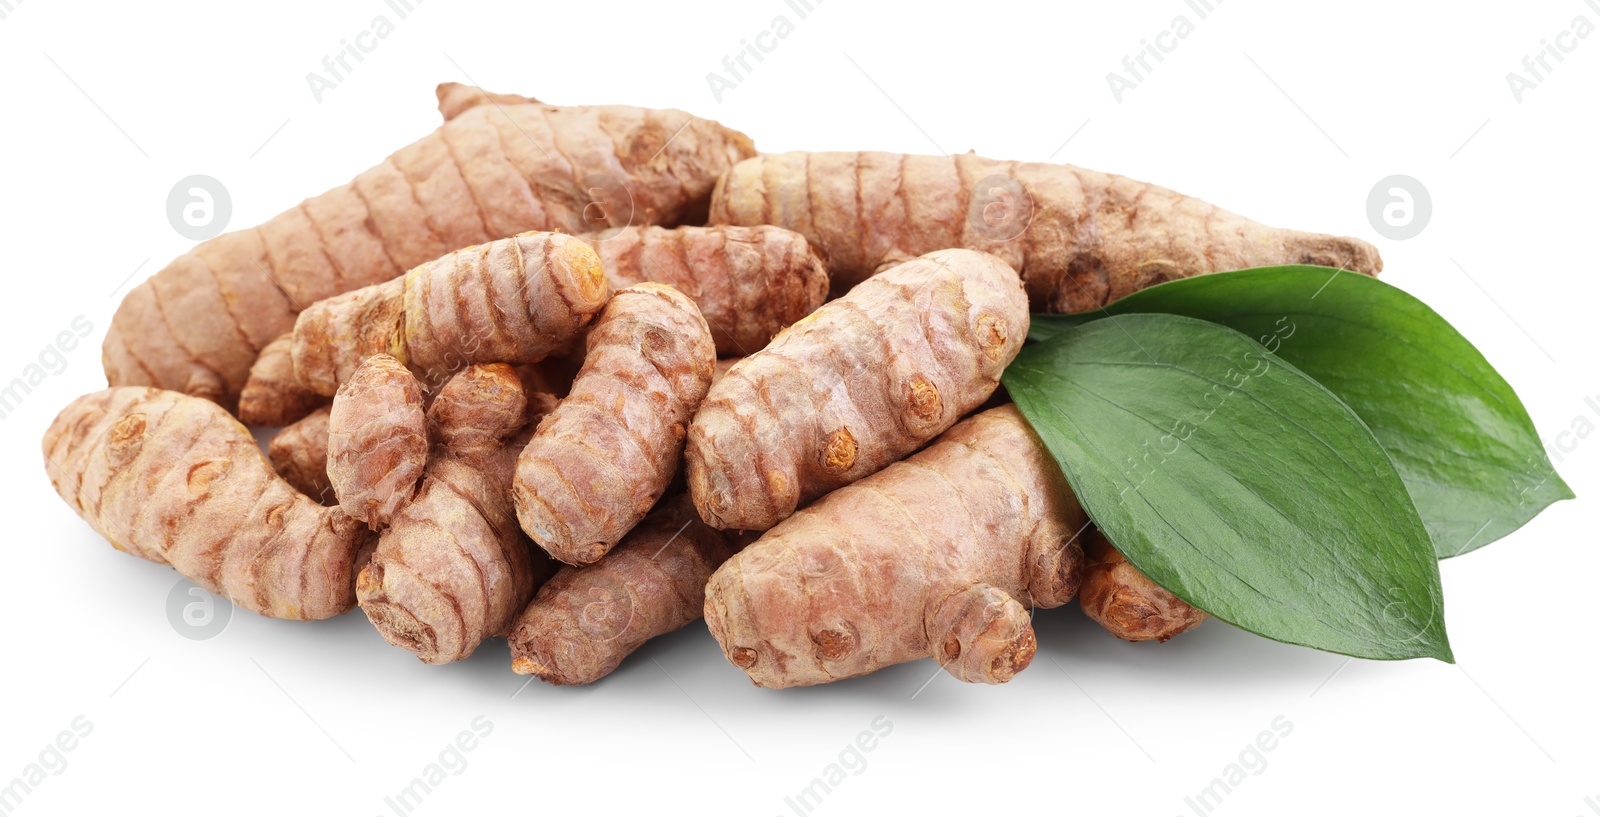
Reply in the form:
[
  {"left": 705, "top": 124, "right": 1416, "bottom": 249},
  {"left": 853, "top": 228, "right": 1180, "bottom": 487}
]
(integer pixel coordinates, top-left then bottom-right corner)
[{"left": 1, "top": 1, "right": 1596, "bottom": 815}]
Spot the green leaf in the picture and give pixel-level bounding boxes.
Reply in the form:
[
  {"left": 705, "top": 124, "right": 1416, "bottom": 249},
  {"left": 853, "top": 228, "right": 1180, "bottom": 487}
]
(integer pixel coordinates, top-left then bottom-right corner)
[
  {"left": 1030, "top": 266, "right": 1572, "bottom": 558},
  {"left": 1005, "top": 314, "right": 1452, "bottom": 661}
]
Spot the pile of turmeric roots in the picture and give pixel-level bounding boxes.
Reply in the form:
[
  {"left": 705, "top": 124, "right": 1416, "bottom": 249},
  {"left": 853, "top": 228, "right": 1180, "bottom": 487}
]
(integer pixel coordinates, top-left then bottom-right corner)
[{"left": 43, "top": 84, "right": 1378, "bottom": 689}]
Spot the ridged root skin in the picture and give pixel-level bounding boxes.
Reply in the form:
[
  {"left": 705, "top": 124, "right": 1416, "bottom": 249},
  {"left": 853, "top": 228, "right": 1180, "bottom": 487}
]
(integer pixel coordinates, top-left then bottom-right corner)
[
  {"left": 686, "top": 248, "right": 1029, "bottom": 533},
  {"left": 582, "top": 225, "right": 828, "bottom": 357},
  {"left": 42, "top": 387, "right": 372, "bottom": 620},
  {"left": 103, "top": 94, "right": 755, "bottom": 408},
  {"left": 1080, "top": 529, "right": 1208, "bottom": 643},
  {"left": 335, "top": 358, "right": 560, "bottom": 664},
  {"left": 514, "top": 284, "right": 716, "bottom": 566},
  {"left": 269, "top": 406, "right": 335, "bottom": 505},
  {"left": 507, "top": 496, "right": 746, "bottom": 685},
  {"left": 239, "top": 334, "right": 327, "bottom": 427},
  {"left": 291, "top": 232, "right": 609, "bottom": 397},
  {"left": 709, "top": 151, "right": 1382, "bottom": 303},
  {"left": 703, "top": 405, "right": 1087, "bottom": 689}
]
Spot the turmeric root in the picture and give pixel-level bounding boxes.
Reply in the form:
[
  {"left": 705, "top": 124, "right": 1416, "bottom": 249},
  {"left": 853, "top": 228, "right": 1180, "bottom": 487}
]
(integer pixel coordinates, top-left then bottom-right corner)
[
  {"left": 103, "top": 90, "right": 755, "bottom": 408},
  {"left": 703, "top": 405, "right": 1087, "bottom": 688},
  {"left": 708, "top": 151, "right": 1382, "bottom": 303},
  {"left": 239, "top": 334, "right": 327, "bottom": 427},
  {"left": 43, "top": 388, "right": 372, "bottom": 620},
  {"left": 514, "top": 284, "right": 716, "bottom": 566},
  {"left": 269, "top": 406, "right": 335, "bottom": 504},
  {"left": 580, "top": 225, "right": 828, "bottom": 357},
  {"left": 291, "top": 232, "right": 609, "bottom": 397},
  {"left": 508, "top": 496, "right": 747, "bottom": 685},
  {"left": 686, "top": 248, "right": 1028, "bottom": 532},
  {"left": 1080, "top": 529, "right": 1207, "bottom": 642},
  {"left": 330, "top": 355, "right": 559, "bottom": 663},
  {"left": 435, "top": 82, "right": 540, "bottom": 120}
]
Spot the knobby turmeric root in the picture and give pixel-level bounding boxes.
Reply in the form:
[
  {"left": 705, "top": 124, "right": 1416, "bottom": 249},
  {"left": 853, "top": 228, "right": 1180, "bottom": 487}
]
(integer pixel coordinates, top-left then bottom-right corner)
[
  {"left": 329, "top": 355, "right": 559, "bottom": 664},
  {"left": 580, "top": 225, "right": 828, "bottom": 357},
  {"left": 508, "top": 496, "right": 748, "bottom": 685},
  {"left": 291, "top": 232, "right": 609, "bottom": 397},
  {"left": 239, "top": 334, "right": 327, "bottom": 427},
  {"left": 43, "top": 388, "right": 373, "bottom": 620},
  {"left": 514, "top": 284, "right": 716, "bottom": 566},
  {"left": 1080, "top": 529, "right": 1207, "bottom": 642},
  {"left": 703, "top": 405, "right": 1087, "bottom": 688},
  {"left": 709, "top": 151, "right": 1382, "bottom": 302},
  {"left": 103, "top": 90, "right": 755, "bottom": 408},
  {"left": 269, "top": 405, "right": 335, "bottom": 505},
  {"left": 686, "top": 248, "right": 1028, "bottom": 532}
]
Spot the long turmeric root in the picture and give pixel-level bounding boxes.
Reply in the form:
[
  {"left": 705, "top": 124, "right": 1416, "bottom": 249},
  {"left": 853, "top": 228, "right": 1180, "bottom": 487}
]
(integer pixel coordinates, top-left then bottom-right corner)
[
  {"left": 103, "top": 89, "right": 755, "bottom": 408},
  {"left": 1080, "top": 529, "right": 1207, "bottom": 642},
  {"left": 508, "top": 496, "right": 746, "bottom": 685},
  {"left": 709, "top": 151, "right": 1381, "bottom": 302},
  {"left": 330, "top": 356, "right": 559, "bottom": 663},
  {"left": 290, "top": 232, "right": 609, "bottom": 397},
  {"left": 514, "top": 284, "right": 716, "bottom": 566},
  {"left": 43, "top": 388, "right": 372, "bottom": 620},
  {"left": 704, "top": 406, "right": 1086, "bottom": 688},
  {"left": 686, "top": 248, "right": 1028, "bottom": 532}
]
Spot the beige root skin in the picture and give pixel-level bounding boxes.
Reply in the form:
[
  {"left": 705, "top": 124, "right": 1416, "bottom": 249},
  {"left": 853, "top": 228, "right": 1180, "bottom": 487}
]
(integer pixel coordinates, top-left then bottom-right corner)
[
  {"left": 709, "top": 151, "right": 1382, "bottom": 302},
  {"left": 515, "top": 284, "right": 716, "bottom": 566},
  {"left": 1080, "top": 529, "right": 1207, "bottom": 642},
  {"left": 43, "top": 388, "right": 372, "bottom": 620},
  {"left": 269, "top": 406, "right": 335, "bottom": 504},
  {"left": 103, "top": 92, "right": 755, "bottom": 408},
  {"left": 239, "top": 334, "right": 327, "bottom": 427},
  {"left": 581, "top": 225, "right": 828, "bottom": 357},
  {"left": 327, "top": 356, "right": 429, "bottom": 529},
  {"left": 291, "top": 232, "right": 609, "bottom": 397},
  {"left": 331, "top": 356, "right": 559, "bottom": 664},
  {"left": 686, "top": 248, "right": 1028, "bottom": 532},
  {"left": 703, "top": 406, "right": 1087, "bottom": 688},
  {"left": 435, "top": 82, "right": 539, "bottom": 120},
  {"left": 508, "top": 497, "right": 747, "bottom": 685}
]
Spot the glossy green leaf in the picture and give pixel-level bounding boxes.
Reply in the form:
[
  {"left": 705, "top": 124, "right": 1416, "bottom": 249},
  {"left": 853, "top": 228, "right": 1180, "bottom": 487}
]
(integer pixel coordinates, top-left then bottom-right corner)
[
  {"left": 1006, "top": 314, "right": 1452, "bottom": 661},
  {"left": 1030, "top": 266, "right": 1572, "bottom": 557}
]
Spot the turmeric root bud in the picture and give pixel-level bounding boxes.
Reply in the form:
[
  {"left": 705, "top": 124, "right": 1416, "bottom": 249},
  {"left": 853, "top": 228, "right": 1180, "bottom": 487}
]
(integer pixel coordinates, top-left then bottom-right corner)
[
  {"left": 43, "top": 388, "right": 372, "bottom": 620},
  {"left": 1079, "top": 529, "right": 1207, "bottom": 642}
]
